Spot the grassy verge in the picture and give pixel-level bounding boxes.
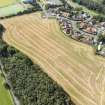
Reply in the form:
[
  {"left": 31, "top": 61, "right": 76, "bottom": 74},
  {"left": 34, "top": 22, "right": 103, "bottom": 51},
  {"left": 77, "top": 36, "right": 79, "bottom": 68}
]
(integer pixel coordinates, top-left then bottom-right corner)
[{"left": 0, "top": 74, "right": 13, "bottom": 105}]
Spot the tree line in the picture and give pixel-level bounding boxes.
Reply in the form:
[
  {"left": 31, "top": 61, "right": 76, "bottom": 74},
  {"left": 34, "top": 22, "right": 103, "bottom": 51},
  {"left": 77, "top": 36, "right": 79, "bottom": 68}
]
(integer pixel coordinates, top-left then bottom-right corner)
[
  {"left": 0, "top": 24, "right": 5, "bottom": 37},
  {"left": 72, "top": 0, "right": 105, "bottom": 14}
]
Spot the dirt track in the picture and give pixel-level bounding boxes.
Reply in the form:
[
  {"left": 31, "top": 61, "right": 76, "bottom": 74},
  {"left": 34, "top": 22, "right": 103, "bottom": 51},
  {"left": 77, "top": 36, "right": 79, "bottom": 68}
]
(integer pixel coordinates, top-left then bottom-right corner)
[{"left": 1, "top": 13, "right": 105, "bottom": 105}]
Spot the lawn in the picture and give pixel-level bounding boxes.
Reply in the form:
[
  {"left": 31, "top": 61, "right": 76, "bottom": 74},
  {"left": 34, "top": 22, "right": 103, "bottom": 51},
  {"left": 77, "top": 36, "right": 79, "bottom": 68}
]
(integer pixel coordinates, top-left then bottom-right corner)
[
  {"left": 0, "top": 74, "right": 13, "bottom": 105},
  {"left": 1, "top": 12, "right": 105, "bottom": 105}
]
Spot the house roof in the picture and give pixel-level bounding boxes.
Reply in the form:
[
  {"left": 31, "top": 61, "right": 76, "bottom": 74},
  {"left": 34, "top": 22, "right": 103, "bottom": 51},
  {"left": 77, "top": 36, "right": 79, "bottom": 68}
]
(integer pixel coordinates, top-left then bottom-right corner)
[{"left": 85, "top": 27, "right": 97, "bottom": 33}]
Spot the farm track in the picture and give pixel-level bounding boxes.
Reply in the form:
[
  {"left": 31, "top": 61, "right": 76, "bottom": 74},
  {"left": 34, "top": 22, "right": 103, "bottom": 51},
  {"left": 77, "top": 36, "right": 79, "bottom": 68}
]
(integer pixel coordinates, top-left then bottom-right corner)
[{"left": 1, "top": 13, "right": 105, "bottom": 105}]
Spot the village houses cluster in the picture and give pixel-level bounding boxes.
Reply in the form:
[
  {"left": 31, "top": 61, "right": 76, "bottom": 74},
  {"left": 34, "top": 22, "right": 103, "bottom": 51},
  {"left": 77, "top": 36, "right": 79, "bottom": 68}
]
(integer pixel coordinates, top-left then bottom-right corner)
[{"left": 42, "top": 0, "right": 105, "bottom": 56}]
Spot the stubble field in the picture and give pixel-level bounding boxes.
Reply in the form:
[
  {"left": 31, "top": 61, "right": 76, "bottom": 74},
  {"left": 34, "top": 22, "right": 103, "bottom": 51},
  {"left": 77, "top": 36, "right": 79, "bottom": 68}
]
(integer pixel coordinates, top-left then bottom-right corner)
[{"left": 1, "top": 13, "right": 105, "bottom": 105}]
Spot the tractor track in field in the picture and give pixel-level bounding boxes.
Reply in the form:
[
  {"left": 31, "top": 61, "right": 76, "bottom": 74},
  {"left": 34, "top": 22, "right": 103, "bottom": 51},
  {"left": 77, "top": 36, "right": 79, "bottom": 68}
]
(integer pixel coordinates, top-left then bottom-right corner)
[{"left": 1, "top": 13, "right": 105, "bottom": 105}]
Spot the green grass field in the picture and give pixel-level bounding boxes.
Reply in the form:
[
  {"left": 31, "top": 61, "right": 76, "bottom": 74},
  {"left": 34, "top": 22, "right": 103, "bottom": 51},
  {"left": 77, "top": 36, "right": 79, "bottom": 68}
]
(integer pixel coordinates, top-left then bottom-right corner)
[
  {"left": 92, "top": 0, "right": 103, "bottom": 3},
  {"left": 0, "top": 0, "right": 17, "bottom": 7},
  {"left": 0, "top": 74, "right": 13, "bottom": 105},
  {"left": 0, "top": 3, "right": 30, "bottom": 17},
  {"left": 0, "top": 0, "right": 22, "bottom": 7},
  {"left": 0, "top": 0, "right": 32, "bottom": 18}
]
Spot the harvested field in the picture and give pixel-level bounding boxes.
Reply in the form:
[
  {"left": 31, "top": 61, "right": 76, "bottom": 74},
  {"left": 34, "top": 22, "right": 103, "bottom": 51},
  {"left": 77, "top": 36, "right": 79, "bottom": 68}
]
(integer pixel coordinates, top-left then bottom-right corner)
[{"left": 1, "top": 12, "right": 105, "bottom": 105}]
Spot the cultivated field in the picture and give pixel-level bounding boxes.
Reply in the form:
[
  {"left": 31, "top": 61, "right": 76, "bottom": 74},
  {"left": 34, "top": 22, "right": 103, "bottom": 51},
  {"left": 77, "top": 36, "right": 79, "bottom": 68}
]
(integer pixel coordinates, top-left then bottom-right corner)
[
  {"left": 0, "top": 75, "right": 13, "bottom": 105},
  {"left": 1, "top": 13, "right": 105, "bottom": 105},
  {"left": 0, "top": 0, "right": 16, "bottom": 7},
  {"left": 0, "top": 0, "right": 32, "bottom": 18},
  {"left": 0, "top": 3, "right": 31, "bottom": 17}
]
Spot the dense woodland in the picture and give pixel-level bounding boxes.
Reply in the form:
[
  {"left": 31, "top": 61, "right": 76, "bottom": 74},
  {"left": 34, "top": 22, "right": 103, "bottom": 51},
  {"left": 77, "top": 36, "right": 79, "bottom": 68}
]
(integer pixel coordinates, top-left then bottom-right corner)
[
  {"left": 0, "top": 24, "right": 5, "bottom": 35},
  {"left": 0, "top": 24, "right": 75, "bottom": 105},
  {"left": 103, "top": 0, "right": 105, "bottom": 4},
  {"left": 72, "top": 0, "right": 105, "bottom": 14}
]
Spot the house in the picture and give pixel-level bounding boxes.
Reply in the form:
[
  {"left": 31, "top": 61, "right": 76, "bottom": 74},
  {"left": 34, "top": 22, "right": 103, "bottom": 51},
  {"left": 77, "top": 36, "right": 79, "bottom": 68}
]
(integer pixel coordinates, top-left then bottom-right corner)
[
  {"left": 72, "top": 12, "right": 89, "bottom": 21},
  {"left": 22, "top": 0, "right": 35, "bottom": 3},
  {"left": 60, "top": 20, "right": 73, "bottom": 35},
  {"left": 63, "top": 28, "right": 73, "bottom": 35},
  {"left": 58, "top": 18, "right": 66, "bottom": 25},
  {"left": 60, "top": 11, "right": 70, "bottom": 18},
  {"left": 84, "top": 27, "right": 97, "bottom": 35},
  {"left": 81, "top": 12, "right": 90, "bottom": 19},
  {"left": 79, "top": 22, "right": 87, "bottom": 29}
]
